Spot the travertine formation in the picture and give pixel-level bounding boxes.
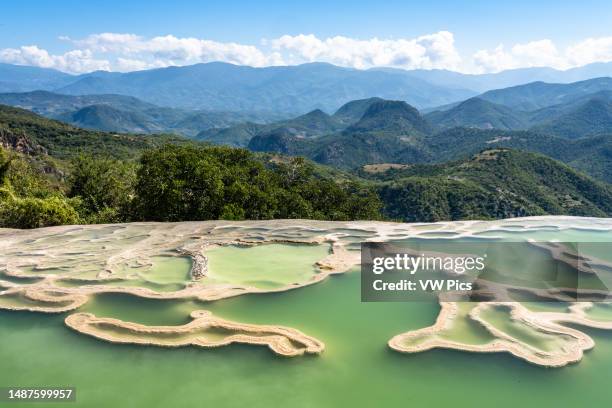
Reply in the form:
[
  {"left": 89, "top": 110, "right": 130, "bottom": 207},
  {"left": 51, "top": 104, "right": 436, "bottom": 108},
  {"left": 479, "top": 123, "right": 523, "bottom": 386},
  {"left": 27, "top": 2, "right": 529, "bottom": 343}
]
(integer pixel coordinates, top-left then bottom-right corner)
[
  {"left": 389, "top": 301, "right": 612, "bottom": 367},
  {"left": 66, "top": 310, "right": 324, "bottom": 357},
  {"left": 2, "top": 217, "right": 612, "bottom": 363}
]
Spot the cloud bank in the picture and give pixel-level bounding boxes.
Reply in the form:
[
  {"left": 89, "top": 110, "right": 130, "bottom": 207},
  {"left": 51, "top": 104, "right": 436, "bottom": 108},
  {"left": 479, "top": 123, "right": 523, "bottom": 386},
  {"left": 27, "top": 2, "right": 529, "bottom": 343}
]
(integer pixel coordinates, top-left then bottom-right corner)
[
  {"left": 1, "top": 31, "right": 612, "bottom": 74},
  {"left": 270, "top": 32, "right": 461, "bottom": 70},
  {"left": 472, "top": 37, "right": 612, "bottom": 73}
]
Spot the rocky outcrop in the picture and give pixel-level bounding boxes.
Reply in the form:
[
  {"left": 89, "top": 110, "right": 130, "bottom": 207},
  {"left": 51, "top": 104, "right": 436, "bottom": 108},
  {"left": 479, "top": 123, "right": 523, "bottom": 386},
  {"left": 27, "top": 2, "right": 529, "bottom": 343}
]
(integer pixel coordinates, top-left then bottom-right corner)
[{"left": 0, "top": 127, "right": 47, "bottom": 155}]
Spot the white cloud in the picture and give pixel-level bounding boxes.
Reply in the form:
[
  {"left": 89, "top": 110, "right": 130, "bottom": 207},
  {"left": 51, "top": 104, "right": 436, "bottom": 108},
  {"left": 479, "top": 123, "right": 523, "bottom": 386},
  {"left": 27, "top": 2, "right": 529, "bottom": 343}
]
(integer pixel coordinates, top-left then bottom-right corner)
[
  {"left": 0, "top": 45, "right": 110, "bottom": 73},
  {"left": 2, "top": 32, "right": 612, "bottom": 74},
  {"left": 566, "top": 36, "right": 612, "bottom": 67},
  {"left": 271, "top": 31, "right": 462, "bottom": 70},
  {"left": 473, "top": 37, "right": 612, "bottom": 73},
  {"left": 71, "top": 33, "right": 143, "bottom": 54},
  {"left": 69, "top": 33, "right": 274, "bottom": 68},
  {"left": 115, "top": 57, "right": 153, "bottom": 72},
  {"left": 0, "top": 31, "right": 463, "bottom": 73},
  {"left": 0, "top": 34, "right": 277, "bottom": 73},
  {"left": 472, "top": 40, "right": 565, "bottom": 73}
]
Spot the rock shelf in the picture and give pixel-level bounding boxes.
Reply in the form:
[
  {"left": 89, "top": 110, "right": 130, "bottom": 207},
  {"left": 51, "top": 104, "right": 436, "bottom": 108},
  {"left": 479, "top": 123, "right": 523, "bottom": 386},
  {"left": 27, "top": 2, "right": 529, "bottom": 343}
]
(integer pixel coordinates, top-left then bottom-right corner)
[
  {"left": 65, "top": 311, "right": 324, "bottom": 357},
  {"left": 389, "top": 301, "right": 612, "bottom": 367},
  {"left": 2, "top": 217, "right": 612, "bottom": 363}
]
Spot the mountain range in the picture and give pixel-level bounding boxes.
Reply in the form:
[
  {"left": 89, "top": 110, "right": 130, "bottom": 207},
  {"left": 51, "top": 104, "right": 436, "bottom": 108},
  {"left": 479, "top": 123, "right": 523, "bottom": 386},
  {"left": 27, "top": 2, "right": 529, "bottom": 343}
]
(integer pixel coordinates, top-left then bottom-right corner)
[
  {"left": 403, "top": 62, "right": 612, "bottom": 93},
  {"left": 3, "top": 60, "right": 612, "bottom": 114},
  {"left": 2, "top": 61, "right": 612, "bottom": 186},
  {"left": 240, "top": 94, "right": 612, "bottom": 183},
  {"left": 2, "top": 62, "right": 611, "bottom": 139},
  {"left": 425, "top": 78, "right": 612, "bottom": 138},
  {"left": 3, "top": 104, "right": 612, "bottom": 223},
  {"left": 0, "top": 90, "right": 286, "bottom": 136},
  {"left": 0, "top": 62, "right": 474, "bottom": 112}
]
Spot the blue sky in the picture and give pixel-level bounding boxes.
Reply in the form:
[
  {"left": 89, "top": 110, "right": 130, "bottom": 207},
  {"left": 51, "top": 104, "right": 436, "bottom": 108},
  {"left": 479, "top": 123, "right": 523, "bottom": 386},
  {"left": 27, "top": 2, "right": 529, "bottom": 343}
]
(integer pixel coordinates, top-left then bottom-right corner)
[{"left": 1, "top": 0, "right": 612, "bottom": 73}]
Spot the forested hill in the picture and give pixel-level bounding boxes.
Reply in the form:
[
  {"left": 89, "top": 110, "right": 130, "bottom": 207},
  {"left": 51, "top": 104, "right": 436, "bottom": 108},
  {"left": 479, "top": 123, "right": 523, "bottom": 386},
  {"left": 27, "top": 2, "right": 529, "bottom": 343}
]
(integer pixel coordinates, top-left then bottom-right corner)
[
  {"left": 0, "top": 104, "right": 382, "bottom": 228},
  {"left": 0, "top": 104, "right": 184, "bottom": 159},
  {"left": 367, "top": 149, "right": 612, "bottom": 221},
  {"left": 2, "top": 105, "right": 612, "bottom": 228}
]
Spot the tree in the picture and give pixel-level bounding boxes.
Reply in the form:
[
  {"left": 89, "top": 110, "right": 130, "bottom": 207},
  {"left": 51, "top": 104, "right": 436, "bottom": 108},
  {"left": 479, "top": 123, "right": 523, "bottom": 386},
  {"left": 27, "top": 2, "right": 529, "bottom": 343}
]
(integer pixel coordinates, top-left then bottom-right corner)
[
  {"left": 134, "top": 145, "right": 225, "bottom": 221},
  {"left": 68, "top": 154, "right": 136, "bottom": 222}
]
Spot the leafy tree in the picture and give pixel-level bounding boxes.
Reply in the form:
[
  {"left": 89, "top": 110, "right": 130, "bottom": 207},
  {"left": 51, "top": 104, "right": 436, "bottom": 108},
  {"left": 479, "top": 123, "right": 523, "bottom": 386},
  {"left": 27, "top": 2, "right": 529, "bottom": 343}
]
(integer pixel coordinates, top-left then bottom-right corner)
[
  {"left": 133, "top": 145, "right": 382, "bottom": 222},
  {"left": 134, "top": 145, "right": 225, "bottom": 221},
  {"left": 68, "top": 154, "right": 136, "bottom": 222},
  {"left": 5, "top": 157, "right": 61, "bottom": 199}
]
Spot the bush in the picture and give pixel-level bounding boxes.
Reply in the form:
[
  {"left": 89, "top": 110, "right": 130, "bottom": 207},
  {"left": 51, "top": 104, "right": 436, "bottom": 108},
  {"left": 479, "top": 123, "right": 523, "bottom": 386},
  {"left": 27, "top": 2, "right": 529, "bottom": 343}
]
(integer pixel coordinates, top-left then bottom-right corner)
[
  {"left": 0, "top": 189, "right": 80, "bottom": 228},
  {"left": 68, "top": 155, "right": 135, "bottom": 221}
]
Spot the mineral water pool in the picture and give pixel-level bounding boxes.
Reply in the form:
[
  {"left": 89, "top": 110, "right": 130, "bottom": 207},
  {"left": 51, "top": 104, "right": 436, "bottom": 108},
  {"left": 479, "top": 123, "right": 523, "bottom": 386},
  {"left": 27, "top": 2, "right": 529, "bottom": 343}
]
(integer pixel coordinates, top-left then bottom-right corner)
[
  {"left": 3, "top": 219, "right": 612, "bottom": 407},
  {"left": 3, "top": 270, "right": 612, "bottom": 407}
]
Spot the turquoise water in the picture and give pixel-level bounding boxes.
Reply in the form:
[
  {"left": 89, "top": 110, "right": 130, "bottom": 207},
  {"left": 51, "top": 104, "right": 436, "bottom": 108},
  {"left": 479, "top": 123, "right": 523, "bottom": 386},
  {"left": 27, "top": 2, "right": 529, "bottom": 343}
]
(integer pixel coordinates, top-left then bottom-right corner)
[
  {"left": 3, "top": 221, "right": 612, "bottom": 407},
  {"left": 206, "top": 243, "right": 330, "bottom": 289},
  {"left": 2, "top": 271, "right": 612, "bottom": 407}
]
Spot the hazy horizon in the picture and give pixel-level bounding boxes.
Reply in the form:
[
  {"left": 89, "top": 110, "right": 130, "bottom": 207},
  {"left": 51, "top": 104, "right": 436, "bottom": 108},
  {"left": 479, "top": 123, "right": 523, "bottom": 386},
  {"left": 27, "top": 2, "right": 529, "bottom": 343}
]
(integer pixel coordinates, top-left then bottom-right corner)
[{"left": 4, "top": 59, "right": 612, "bottom": 77}]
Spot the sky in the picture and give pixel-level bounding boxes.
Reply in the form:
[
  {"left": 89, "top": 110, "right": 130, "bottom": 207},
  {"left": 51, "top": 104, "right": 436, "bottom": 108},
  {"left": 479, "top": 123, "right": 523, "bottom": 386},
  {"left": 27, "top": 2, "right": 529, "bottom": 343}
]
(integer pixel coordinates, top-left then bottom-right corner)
[{"left": 1, "top": 0, "right": 612, "bottom": 74}]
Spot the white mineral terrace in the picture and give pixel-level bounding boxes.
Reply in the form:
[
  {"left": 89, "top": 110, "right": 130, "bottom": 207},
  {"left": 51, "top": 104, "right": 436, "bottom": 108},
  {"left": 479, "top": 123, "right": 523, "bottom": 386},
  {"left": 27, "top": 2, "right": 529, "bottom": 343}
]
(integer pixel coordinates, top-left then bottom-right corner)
[{"left": 2, "top": 217, "right": 612, "bottom": 362}]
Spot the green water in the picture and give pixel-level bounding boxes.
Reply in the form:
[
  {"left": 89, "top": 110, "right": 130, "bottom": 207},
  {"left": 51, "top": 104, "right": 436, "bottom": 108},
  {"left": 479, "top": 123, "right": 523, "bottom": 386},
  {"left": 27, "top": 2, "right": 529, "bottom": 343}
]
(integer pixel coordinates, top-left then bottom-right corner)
[
  {"left": 585, "top": 303, "right": 612, "bottom": 322},
  {"left": 3, "top": 225, "right": 612, "bottom": 407},
  {"left": 2, "top": 271, "right": 612, "bottom": 407},
  {"left": 206, "top": 243, "right": 330, "bottom": 288},
  {"left": 0, "top": 271, "right": 43, "bottom": 285}
]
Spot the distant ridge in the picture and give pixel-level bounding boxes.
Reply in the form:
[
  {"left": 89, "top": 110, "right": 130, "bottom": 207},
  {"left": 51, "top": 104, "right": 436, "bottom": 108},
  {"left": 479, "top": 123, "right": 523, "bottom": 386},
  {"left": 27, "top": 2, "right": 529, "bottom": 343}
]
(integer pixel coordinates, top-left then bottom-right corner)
[
  {"left": 426, "top": 97, "right": 528, "bottom": 130},
  {"left": 1, "top": 60, "right": 612, "bottom": 114},
  {"left": 478, "top": 77, "right": 612, "bottom": 111},
  {"left": 533, "top": 98, "right": 612, "bottom": 138},
  {"left": 53, "top": 62, "right": 474, "bottom": 112},
  {"left": 0, "top": 90, "right": 286, "bottom": 137},
  {"left": 57, "top": 104, "right": 160, "bottom": 133}
]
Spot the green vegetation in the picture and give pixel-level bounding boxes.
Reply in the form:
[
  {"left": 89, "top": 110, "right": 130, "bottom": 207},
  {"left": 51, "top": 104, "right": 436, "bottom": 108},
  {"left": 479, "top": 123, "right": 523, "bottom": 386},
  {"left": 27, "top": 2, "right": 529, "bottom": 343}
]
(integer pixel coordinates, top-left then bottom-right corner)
[
  {"left": 344, "top": 99, "right": 432, "bottom": 135},
  {"left": 198, "top": 108, "right": 345, "bottom": 147},
  {"left": 533, "top": 98, "right": 612, "bottom": 138},
  {"left": 68, "top": 155, "right": 136, "bottom": 223},
  {"left": 426, "top": 127, "right": 612, "bottom": 183},
  {"left": 425, "top": 97, "right": 529, "bottom": 130},
  {"left": 0, "top": 148, "right": 80, "bottom": 228},
  {"left": 132, "top": 145, "right": 381, "bottom": 222},
  {"left": 3, "top": 100, "right": 612, "bottom": 228},
  {"left": 0, "top": 144, "right": 383, "bottom": 228},
  {"left": 371, "top": 149, "right": 612, "bottom": 222},
  {"left": 249, "top": 100, "right": 431, "bottom": 169},
  {"left": 0, "top": 105, "right": 186, "bottom": 160}
]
